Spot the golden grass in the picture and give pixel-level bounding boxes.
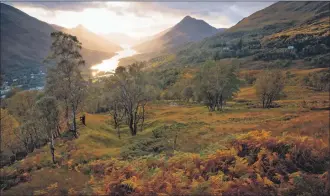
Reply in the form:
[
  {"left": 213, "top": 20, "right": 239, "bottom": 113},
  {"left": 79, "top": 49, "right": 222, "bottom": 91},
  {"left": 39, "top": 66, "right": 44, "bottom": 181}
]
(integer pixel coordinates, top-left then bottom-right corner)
[
  {"left": 2, "top": 76, "right": 329, "bottom": 195},
  {"left": 3, "top": 168, "right": 89, "bottom": 196},
  {"left": 290, "top": 68, "right": 328, "bottom": 76}
]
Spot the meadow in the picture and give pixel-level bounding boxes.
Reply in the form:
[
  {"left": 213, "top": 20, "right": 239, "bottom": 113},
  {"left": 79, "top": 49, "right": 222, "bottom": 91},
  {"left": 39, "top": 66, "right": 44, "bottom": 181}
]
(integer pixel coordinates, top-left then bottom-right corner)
[{"left": 1, "top": 68, "right": 329, "bottom": 195}]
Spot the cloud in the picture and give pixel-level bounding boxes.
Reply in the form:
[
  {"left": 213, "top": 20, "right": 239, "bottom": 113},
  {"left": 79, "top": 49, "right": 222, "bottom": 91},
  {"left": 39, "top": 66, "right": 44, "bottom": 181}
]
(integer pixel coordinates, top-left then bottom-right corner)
[
  {"left": 150, "top": 2, "right": 274, "bottom": 26},
  {"left": 8, "top": 1, "right": 103, "bottom": 12},
  {"left": 5, "top": 1, "right": 275, "bottom": 37}
]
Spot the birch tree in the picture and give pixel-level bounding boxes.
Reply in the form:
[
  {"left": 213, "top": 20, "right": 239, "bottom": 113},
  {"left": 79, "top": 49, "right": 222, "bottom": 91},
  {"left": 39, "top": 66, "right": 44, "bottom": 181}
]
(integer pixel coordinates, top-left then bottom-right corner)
[
  {"left": 255, "top": 70, "right": 285, "bottom": 108},
  {"left": 36, "top": 96, "right": 59, "bottom": 164},
  {"left": 105, "top": 62, "right": 156, "bottom": 136},
  {"left": 45, "top": 31, "right": 86, "bottom": 137}
]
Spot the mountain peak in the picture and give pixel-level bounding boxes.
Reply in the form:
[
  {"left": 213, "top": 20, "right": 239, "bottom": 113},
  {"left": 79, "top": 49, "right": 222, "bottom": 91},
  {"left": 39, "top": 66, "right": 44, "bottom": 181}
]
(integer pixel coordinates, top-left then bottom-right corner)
[
  {"left": 180, "top": 15, "right": 197, "bottom": 23},
  {"left": 183, "top": 15, "right": 194, "bottom": 20}
]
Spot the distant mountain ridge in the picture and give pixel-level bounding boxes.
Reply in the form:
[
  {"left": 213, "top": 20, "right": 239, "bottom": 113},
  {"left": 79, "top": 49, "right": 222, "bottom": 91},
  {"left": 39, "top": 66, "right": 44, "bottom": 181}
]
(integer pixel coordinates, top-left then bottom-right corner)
[
  {"left": 102, "top": 32, "right": 140, "bottom": 46},
  {"left": 0, "top": 3, "right": 117, "bottom": 85},
  {"left": 167, "top": 1, "right": 330, "bottom": 68},
  {"left": 134, "top": 16, "right": 223, "bottom": 53},
  {"left": 52, "top": 24, "right": 122, "bottom": 53}
]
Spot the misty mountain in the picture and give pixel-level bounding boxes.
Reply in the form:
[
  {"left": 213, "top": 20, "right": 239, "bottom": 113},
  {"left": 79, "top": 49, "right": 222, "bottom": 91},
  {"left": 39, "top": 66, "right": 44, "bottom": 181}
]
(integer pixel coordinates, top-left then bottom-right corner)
[
  {"left": 102, "top": 32, "right": 141, "bottom": 46},
  {"left": 217, "top": 28, "right": 226, "bottom": 32},
  {"left": 0, "top": 3, "right": 115, "bottom": 83},
  {"left": 60, "top": 25, "right": 122, "bottom": 53},
  {"left": 134, "top": 16, "right": 220, "bottom": 53}
]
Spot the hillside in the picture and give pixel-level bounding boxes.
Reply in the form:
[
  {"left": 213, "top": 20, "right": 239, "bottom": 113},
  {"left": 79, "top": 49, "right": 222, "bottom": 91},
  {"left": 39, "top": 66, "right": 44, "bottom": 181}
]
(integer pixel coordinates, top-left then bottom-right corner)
[
  {"left": 61, "top": 25, "right": 122, "bottom": 53},
  {"left": 134, "top": 16, "right": 222, "bottom": 53},
  {"left": 1, "top": 68, "right": 329, "bottom": 194},
  {"left": 150, "top": 1, "right": 330, "bottom": 68},
  {"left": 0, "top": 3, "right": 116, "bottom": 87},
  {"left": 1, "top": 1, "right": 329, "bottom": 195}
]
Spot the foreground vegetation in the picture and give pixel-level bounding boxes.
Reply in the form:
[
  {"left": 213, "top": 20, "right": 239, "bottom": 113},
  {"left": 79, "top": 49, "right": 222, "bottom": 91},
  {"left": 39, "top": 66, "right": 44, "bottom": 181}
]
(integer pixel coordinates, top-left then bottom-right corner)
[
  {"left": 1, "top": 80, "right": 329, "bottom": 195},
  {"left": 1, "top": 30, "right": 329, "bottom": 195}
]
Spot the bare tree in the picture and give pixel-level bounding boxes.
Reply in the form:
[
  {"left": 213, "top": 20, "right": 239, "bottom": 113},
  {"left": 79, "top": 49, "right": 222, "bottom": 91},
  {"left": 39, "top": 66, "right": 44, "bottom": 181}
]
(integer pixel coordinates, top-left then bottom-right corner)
[{"left": 255, "top": 69, "right": 285, "bottom": 108}]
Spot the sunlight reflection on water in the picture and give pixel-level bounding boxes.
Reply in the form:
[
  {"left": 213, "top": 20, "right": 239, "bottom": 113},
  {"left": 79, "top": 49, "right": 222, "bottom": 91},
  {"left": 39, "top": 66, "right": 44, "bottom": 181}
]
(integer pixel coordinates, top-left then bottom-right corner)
[{"left": 91, "top": 44, "right": 137, "bottom": 76}]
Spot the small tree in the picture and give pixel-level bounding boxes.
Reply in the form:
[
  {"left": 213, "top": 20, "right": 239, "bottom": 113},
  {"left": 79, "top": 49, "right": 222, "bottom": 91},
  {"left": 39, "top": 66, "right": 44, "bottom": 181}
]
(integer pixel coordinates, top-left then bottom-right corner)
[
  {"left": 182, "top": 86, "right": 194, "bottom": 102},
  {"left": 194, "top": 60, "right": 240, "bottom": 111},
  {"left": 255, "top": 70, "right": 285, "bottom": 108},
  {"left": 36, "top": 96, "right": 59, "bottom": 164},
  {"left": 170, "top": 123, "right": 186, "bottom": 151},
  {"left": 104, "top": 82, "right": 125, "bottom": 139},
  {"left": 237, "top": 38, "right": 243, "bottom": 50},
  {"left": 105, "top": 62, "right": 156, "bottom": 136},
  {"left": 0, "top": 109, "right": 20, "bottom": 156},
  {"left": 45, "top": 31, "right": 86, "bottom": 137}
]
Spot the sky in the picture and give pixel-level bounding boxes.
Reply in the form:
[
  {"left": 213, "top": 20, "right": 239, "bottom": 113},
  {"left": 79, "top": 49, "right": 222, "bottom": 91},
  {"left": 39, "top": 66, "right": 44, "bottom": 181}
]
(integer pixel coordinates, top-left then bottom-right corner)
[{"left": 5, "top": 1, "right": 274, "bottom": 39}]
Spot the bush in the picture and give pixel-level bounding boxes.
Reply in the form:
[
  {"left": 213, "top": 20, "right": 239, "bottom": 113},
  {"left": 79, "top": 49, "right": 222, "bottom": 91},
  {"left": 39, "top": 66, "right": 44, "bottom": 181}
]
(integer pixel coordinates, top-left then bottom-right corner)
[
  {"left": 120, "top": 138, "right": 170, "bottom": 159},
  {"left": 255, "top": 70, "right": 285, "bottom": 108},
  {"left": 301, "top": 69, "right": 329, "bottom": 91},
  {"left": 281, "top": 173, "right": 329, "bottom": 196}
]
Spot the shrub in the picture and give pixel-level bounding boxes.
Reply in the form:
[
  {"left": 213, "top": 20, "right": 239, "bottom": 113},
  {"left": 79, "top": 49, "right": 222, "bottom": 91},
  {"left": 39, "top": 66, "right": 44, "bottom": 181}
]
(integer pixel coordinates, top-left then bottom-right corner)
[
  {"left": 255, "top": 69, "right": 285, "bottom": 108},
  {"left": 301, "top": 69, "right": 329, "bottom": 91}
]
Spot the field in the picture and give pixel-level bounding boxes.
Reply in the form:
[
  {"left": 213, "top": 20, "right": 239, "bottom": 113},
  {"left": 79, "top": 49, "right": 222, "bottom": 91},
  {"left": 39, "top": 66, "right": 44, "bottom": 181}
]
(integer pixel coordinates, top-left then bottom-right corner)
[{"left": 1, "top": 72, "right": 329, "bottom": 195}]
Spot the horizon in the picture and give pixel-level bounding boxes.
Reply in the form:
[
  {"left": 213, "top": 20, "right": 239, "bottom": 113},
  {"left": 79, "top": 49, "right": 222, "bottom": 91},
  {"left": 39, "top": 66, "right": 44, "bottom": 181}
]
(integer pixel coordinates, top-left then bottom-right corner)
[{"left": 3, "top": 1, "right": 274, "bottom": 39}]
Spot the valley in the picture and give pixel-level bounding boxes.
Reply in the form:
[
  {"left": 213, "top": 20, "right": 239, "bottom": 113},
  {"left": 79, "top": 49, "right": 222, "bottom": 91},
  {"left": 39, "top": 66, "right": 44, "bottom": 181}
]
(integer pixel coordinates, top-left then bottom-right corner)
[
  {"left": 0, "top": 1, "right": 329, "bottom": 195},
  {"left": 91, "top": 45, "right": 138, "bottom": 77}
]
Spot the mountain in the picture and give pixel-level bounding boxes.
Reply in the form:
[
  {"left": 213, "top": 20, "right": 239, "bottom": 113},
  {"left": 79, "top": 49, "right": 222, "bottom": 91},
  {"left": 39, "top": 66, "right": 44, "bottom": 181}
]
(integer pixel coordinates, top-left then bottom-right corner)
[
  {"left": 134, "top": 16, "right": 220, "bottom": 53},
  {"left": 168, "top": 1, "right": 330, "bottom": 68},
  {"left": 0, "top": 3, "right": 115, "bottom": 86},
  {"left": 217, "top": 28, "right": 226, "bottom": 32},
  {"left": 102, "top": 32, "right": 140, "bottom": 46},
  {"left": 62, "top": 25, "right": 122, "bottom": 53}
]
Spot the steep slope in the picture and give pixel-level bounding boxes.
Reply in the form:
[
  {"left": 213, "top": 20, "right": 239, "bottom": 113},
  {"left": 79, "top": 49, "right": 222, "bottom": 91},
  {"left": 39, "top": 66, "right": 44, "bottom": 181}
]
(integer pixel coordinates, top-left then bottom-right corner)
[
  {"left": 0, "top": 3, "right": 115, "bottom": 85},
  {"left": 134, "top": 16, "right": 220, "bottom": 53},
  {"left": 172, "top": 1, "right": 330, "bottom": 67},
  {"left": 63, "top": 25, "right": 122, "bottom": 53},
  {"left": 51, "top": 24, "right": 122, "bottom": 55},
  {"left": 1, "top": 3, "right": 55, "bottom": 81}
]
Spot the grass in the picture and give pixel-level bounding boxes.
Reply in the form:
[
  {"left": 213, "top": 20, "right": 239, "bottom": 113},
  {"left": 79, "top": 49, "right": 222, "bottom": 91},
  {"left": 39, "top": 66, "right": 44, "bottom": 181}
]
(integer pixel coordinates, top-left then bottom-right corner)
[
  {"left": 3, "top": 168, "right": 90, "bottom": 196},
  {"left": 1, "top": 79, "right": 329, "bottom": 195}
]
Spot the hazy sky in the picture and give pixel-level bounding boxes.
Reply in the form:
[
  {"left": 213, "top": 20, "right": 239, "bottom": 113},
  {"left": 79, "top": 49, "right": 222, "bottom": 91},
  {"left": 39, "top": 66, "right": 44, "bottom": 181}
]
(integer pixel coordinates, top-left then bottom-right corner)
[{"left": 6, "top": 1, "right": 274, "bottom": 38}]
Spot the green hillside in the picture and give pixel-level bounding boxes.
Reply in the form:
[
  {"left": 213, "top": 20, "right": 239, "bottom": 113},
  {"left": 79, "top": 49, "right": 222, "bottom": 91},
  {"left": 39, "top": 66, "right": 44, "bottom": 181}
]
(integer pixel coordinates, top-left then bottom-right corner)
[{"left": 144, "top": 1, "right": 329, "bottom": 69}]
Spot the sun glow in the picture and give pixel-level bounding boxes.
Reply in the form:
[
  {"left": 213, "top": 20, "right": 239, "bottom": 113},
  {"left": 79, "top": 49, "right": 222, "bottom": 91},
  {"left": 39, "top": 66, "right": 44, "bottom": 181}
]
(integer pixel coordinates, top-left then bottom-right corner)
[
  {"left": 15, "top": 4, "right": 180, "bottom": 38},
  {"left": 91, "top": 45, "right": 138, "bottom": 73}
]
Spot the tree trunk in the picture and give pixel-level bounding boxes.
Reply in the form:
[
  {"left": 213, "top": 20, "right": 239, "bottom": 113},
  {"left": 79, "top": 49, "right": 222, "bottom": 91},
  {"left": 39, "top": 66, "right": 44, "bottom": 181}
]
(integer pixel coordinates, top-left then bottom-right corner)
[
  {"left": 116, "top": 126, "right": 121, "bottom": 139},
  {"left": 65, "top": 104, "right": 70, "bottom": 129},
  {"left": 72, "top": 108, "right": 77, "bottom": 138},
  {"left": 140, "top": 105, "right": 145, "bottom": 132},
  {"left": 219, "top": 95, "right": 223, "bottom": 111},
  {"left": 173, "top": 130, "right": 178, "bottom": 151},
  {"left": 56, "top": 125, "right": 61, "bottom": 137},
  {"left": 262, "top": 98, "right": 265, "bottom": 108},
  {"left": 133, "top": 121, "right": 138, "bottom": 136},
  {"left": 50, "top": 133, "right": 55, "bottom": 164},
  {"left": 128, "top": 114, "right": 136, "bottom": 136}
]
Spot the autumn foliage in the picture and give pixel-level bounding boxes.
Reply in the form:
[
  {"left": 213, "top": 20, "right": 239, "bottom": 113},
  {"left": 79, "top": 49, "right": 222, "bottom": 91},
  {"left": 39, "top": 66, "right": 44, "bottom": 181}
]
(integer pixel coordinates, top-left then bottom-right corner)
[{"left": 70, "top": 130, "right": 329, "bottom": 195}]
